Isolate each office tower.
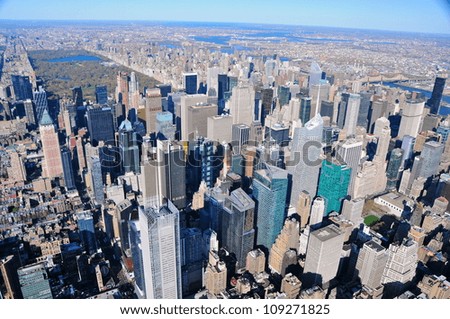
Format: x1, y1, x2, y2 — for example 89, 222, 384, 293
397, 100, 425, 139
116, 71, 129, 109
310, 83, 330, 117
281, 273, 302, 298
180, 94, 209, 140
180, 228, 203, 297
309, 197, 325, 229
217, 74, 229, 102
368, 100, 387, 133
320, 100, 334, 120
128, 72, 140, 109
401, 135, 415, 168
11, 75, 33, 101
156, 140, 186, 209
297, 191, 311, 229
382, 239, 418, 296
207, 114, 233, 142
340, 93, 361, 136
386, 148, 404, 189
253, 165, 288, 249
372, 122, 391, 193
207, 66, 221, 96
341, 197, 364, 225
129, 221, 145, 297
288, 114, 323, 206
156, 111, 176, 140
139, 201, 181, 299
39, 109, 63, 179
437, 119, 450, 142
246, 249, 266, 275
185, 103, 218, 141
33, 87, 49, 124
427, 77, 446, 114
260, 88, 274, 124
357, 92, 371, 129
419, 141, 444, 179
157, 84, 171, 98
356, 240, 388, 291
77, 211, 97, 255
23, 99, 35, 126
95, 85, 108, 104
232, 123, 250, 155
308, 62, 322, 89
0, 255, 22, 299
299, 96, 312, 124
61, 147, 75, 190
264, 122, 290, 146
278, 85, 290, 107
88, 155, 104, 204
303, 224, 345, 287
183, 72, 198, 95
269, 217, 300, 275
317, 160, 351, 214
17, 263, 52, 299
204, 238, 227, 295
198, 139, 221, 189
221, 188, 255, 268
72, 86, 83, 106
145, 88, 162, 134
119, 119, 140, 174
336, 138, 363, 196
228, 85, 255, 127
86, 105, 115, 145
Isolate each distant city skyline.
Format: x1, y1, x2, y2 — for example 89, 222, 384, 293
0, 0, 449, 35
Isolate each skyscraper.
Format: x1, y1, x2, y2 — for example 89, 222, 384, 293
86, 105, 115, 145
77, 211, 97, 255
299, 97, 312, 124
309, 197, 325, 229
386, 148, 404, 189
129, 220, 145, 297
11, 75, 33, 101
288, 114, 323, 206
356, 240, 388, 291
269, 217, 300, 275
61, 147, 76, 190
253, 165, 289, 250
419, 141, 444, 180
72, 86, 83, 107
33, 87, 49, 125
303, 224, 345, 287
317, 160, 351, 214
308, 62, 322, 89
116, 71, 129, 109
228, 85, 255, 127
296, 191, 311, 229
336, 138, 363, 197
139, 201, 182, 299
39, 109, 63, 179
17, 263, 52, 299
95, 85, 108, 105
397, 100, 425, 139
221, 188, 255, 268
145, 88, 162, 134
341, 93, 361, 137
119, 119, 140, 174
426, 77, 446, 115
232, 123, 250, 155
183, 72, 198, 95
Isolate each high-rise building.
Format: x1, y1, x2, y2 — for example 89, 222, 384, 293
278, 85, 291, 107
145, 88, 162, 134
246, 249, 266, 275
309, 197, 325, 229
129, 220, 145, 297
156, 111, 176, 140
72, 86, 83, 107
299, 97, 312, 124
340, 93, 361, 137
61, 147, 76, 190
336, 138, 363, 196
288, 114, 323, 206
0, 255, 22, 299
139, 201, 182, 299
185, 103, 218, 141
232, 123, 250, 155
17, 263, 52, 299
296, 191, 311, 229
180, 228, 203, 297
119, 119, 140, 174
95, 85, 108, 105
419, 141, 444, 180
303, 224, 345, 287
252, 165, 288, 250
221, 188, 255, 268
77, 211, 97, 255
183, 72, 198, 95
341, 197, 364, 226
281, 273, 302, 298
228, 85, 255, 127
116, 71, 130, 109
317, 160, 351, 215
401, 135, 415, 168
33, 87, 49, 125
308, 62, 322, 89
179, 94, 209, 140
386, 148, 404, 189
39, 109, 63, 179
207, 114, 233, 142
11, 75, 33, 101
426, 77, 446, 115
86, 105, 115, 145
269, 217, 300, 275
356, 240, 389, 290
397, 100, 425, 139
357, 92, 372, 130
207, 66, 221, 96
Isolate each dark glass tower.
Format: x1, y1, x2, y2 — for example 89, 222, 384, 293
11, 75, 33, 101
33, 87, 49, 124
95, 85, 108, 105
61, 147, 76, 190
119, 119, 140, 174
427, 77, 446, 114
184, 73, 198, 95
72, 86, 83, 107
386, 148, 404, 190
77, 211, 97, 255
300, 97, 312, 124
86, 105, 115, 145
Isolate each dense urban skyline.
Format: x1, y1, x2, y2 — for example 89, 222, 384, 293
0, 0, 449, 34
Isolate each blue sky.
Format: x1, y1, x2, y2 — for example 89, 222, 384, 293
0, 0, 449, 34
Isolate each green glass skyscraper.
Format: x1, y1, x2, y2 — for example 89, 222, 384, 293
253, 164, 288, 250
317, 159, 351, 215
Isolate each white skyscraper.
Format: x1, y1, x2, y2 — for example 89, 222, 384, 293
288, 114, 323, 206
227, 84, 255, 126
206, 66, 221, 97
397, 100, 425, 139
356, 240, 389, 290
341, 197, 364, 226
309, 197, 325, 229
180, 94, 208, 140
139, 201, 182, 299
336, 138, 363, 197
303, 224, 345, 287
343, 93, 361, 137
